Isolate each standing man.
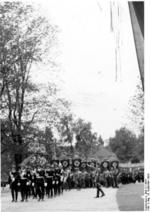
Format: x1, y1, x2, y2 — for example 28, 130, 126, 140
45, 165, 54, 198
8, 165, 20, 202
20, 167, 29, 202
35, 168, 45, 201
30, 168, 37, 198
113, 168, 119, 188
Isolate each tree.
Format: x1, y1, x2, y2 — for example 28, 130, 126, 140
41, 94, 71, 129
44, 127, 55, 160
0, 2, 57, 166
57, 114, 75, 158
128, 83, 144, 134
109, 127, 137, 162
97, 135, 104, 146
73, 118, 116, 161
131, 132, 144, 162
91, 145, 118, 162
74, 119, 97, 160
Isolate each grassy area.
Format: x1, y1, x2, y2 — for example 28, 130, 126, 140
117, 183, 144, 211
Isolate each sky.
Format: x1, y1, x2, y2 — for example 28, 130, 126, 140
30, 0, 140, 140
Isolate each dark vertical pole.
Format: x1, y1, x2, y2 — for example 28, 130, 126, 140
128, 2, 144, 91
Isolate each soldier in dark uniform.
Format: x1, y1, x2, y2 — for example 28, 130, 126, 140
104, 169, 110, 187
81, 171, 86, 188
76, 169, 82, 189
45, 166, 50, 197
61, 169, 67, 191
66, 169, 72, 190
56, 169, 61, 195
90, 171, 95, 188
113, 168, 119, 188
95, 173, 105, 198
20, 167, 30, 202
138, 169, 144, 182
109, 167, 114, 187
120, 171, 126, 184
53, 170, 57, 196
30, 168, 37, 198
45, 166, 54, 198
49, 167, 54, 197
59, 168, 64, 194
53, 168, 61, 196
35, 168, 45, 201
26, 167, 32, 198
85, 171, 89, 188
8, 165, 20, 202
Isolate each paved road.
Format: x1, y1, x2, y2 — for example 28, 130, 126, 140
116, 183, 144, 211
1, 188, 119, 212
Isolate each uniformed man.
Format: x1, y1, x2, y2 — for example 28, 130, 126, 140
8, 165, 20, 202
60, 168, 64, 194
90, 171, 96, 188
53, 168, 61, 196
78, 170, 83, 189
61, 169, 67, 191
95, 172, 105, 198
53, 170, 57, 196
109, 167, 114, 187
57, 168, 62, 195
20, 167, 30, 202
85, 171, 90, 188
45, 165, 54, 198
80, 171, 86, 188
66, 169, 72, 190
26, 167, 32, 197
30, 168, 37, 198
104, 169, 110, 187
112, 168, 119, 188
35, 167, 45, 201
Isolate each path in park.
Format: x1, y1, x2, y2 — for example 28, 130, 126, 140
1, 187, 119, 212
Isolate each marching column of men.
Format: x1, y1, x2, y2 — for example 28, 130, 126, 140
8, 166, 120, 202
8, 165, 64, 202
8, 162, 144, 202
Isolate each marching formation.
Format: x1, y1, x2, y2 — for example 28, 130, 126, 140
8, 165, 65, 202
8, 159, 144, 202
